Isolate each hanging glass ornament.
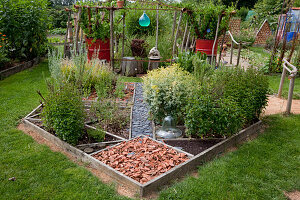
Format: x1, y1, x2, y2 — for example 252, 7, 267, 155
139, 11, 150, 27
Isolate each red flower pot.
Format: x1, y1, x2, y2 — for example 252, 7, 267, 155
85, 38, 110, 62
195, 39, 217, 56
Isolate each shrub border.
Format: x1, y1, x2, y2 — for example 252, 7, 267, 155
22, 105, 262, 197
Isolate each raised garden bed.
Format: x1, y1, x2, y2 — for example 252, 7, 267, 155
92, 136, 192, 184
24, 82, 135, 153
0, 57, 42, 80
23, 102, 262, 197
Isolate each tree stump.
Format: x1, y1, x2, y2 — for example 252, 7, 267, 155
121, 57, 137, 77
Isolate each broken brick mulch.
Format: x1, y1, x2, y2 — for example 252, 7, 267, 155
92, 137, 189, 184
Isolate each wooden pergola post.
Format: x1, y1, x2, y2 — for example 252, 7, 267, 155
110, 7, 114, 71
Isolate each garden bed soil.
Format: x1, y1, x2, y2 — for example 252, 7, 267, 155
164, 139, 223, 155
92, 136, 191, 184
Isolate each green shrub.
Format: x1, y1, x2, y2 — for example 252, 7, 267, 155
87, 128, 105, 142
41, 83, 85, 145
210, 67, 269, 123
185, 92, 244, 138
0, 0, 48, 60
143, 64, 198, 124
237, 7, 249, 21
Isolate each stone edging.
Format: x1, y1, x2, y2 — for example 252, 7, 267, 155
22, 109, 262, 197
0, 57, 41, 80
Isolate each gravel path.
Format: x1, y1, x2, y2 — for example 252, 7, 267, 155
131, 83, 153, 138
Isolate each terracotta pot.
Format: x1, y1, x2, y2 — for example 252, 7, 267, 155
117, 1, 124, 8
195, 39, 217, 56
85, 38, 110, 61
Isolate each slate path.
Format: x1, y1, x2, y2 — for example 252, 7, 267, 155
131, 83, 153, 138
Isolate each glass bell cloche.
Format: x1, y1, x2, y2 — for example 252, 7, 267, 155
156, 116, 182, 139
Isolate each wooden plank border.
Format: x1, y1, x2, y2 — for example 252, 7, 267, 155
23, 107, 262, 197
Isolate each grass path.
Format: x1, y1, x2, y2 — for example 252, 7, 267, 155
0, 61, 299, 199
0, 61, 128, 200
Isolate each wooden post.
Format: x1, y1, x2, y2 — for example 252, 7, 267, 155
236, 42, 241, 67
64, 10, 71, 58
110, 7, 114, 70
218, 31, 226, 66
181, 21, 188, 53
230, 40, 233, 64
88, 7, 92, 34
269, 0, 286, 69
171, 11, 177, 46
278, 67, 287, 98
75, 8, 82, 55
185, 26, 191, 52
155, 4, 159, 48
172, 11, 182, 58
211, 14, 222, 65
122, 13, 125, 58
286, 74, 296, 114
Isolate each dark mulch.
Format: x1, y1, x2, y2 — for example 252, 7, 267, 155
164, 139, 222, 155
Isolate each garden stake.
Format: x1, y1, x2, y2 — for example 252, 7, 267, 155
110, 7, 114, 70
155, 4, 159, 48
185, 26, 191, 52
64, 9, 72, 58
75, 8, 82, 55
171, 11, 177, 58
236, 42, 242, 67
269, 0, 286, 69
122, 13, 125, 58
211, 14, 222, 65
172, 11, 182, 58
217, 30, 226, 66
181, 21, 188, 53
277, 14, 291, 70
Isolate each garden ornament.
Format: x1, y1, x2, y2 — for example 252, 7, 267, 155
139, 11, 150, 27
156, 116, 182, 139
148, 47, 161, 60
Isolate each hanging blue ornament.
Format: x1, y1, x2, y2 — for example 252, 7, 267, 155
139, 11, 150, 27
207, 29, 211, 33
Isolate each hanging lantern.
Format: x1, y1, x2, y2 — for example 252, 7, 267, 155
139, 11, 150, 27
156, 116, 182, 139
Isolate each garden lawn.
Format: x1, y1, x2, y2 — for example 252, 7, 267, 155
0, 61, 128, 200
159, 114, 300, 200
268, 74, 300, 99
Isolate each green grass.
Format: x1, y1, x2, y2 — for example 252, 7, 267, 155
159, 114, 300, 200
267, 74, 300, 99
0, 61, 128, 200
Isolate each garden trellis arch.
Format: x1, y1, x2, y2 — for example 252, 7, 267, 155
64, 1, 229, 70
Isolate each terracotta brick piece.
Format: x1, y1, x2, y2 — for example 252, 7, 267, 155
92, 137, 189, 184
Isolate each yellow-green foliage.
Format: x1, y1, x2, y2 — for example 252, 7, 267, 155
143, 64, 198, 124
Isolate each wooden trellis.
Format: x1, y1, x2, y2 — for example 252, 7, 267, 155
64, 1, 233, 70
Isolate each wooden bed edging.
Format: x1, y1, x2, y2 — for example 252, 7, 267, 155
0, 57, 41, 80
23, 113, 262, 197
